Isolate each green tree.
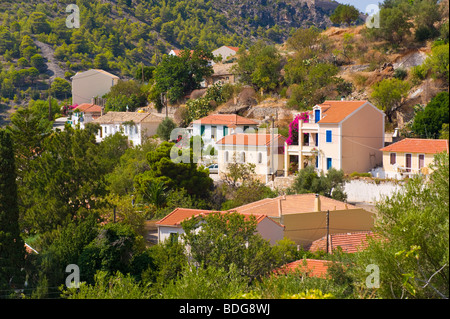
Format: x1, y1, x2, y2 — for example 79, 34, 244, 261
289, 166, 347, 201
6, 107, 52, 180
134, 141, 213, 200
50, 77, 72, 99
62, 271, 152, 299
370, 78, 410, 123
77, 222, 143, 284
36, 213, 100, 292
355, 153, 449, 299
93, 54, 109, 70
412, 92, 449, 138
181, 211, 280, 281
233, 41, 282, 92
153, 47, 215, 103
0, 130, 26, 291
28, 12, 51, 34
375, 7, 413, 44
30, 54, 46, 72
330, 4, 360, 26
21, 127, 109, 235
422, 43, 449, 85
157, 117, 177, 141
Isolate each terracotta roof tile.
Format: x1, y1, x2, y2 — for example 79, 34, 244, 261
193, 114, 258, 125
309, 231, 376, 254
93, 111, 162, 124
156, 208, 282, 227
275, 259, 332, 278
380, 138, 449, 154
233, 194, 358, 217
317, 100, 369, 124
74, 103, 102, 113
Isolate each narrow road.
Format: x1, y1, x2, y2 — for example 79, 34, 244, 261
33, 40, 66, 83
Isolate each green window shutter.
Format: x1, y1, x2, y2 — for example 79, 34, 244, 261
223, 126, 228, 136
200, 125, 205, 136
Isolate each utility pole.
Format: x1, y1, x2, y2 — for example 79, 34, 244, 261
48, 94, 52, 121
326, 210, 330, 254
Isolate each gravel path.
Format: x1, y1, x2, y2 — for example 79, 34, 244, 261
34, 40, 66, 83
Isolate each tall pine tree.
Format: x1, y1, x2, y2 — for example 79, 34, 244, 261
0, 129, 25, 291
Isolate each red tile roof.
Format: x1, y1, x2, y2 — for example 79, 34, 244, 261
316, 100, 370, 124
216, 133, 287, 147
308, 231, 376, 254
156, 208, 282, 227
193, 114, 258, 126
74, 103, 102, 113
380, 138, 449, 154
226, 46, 240, 52
233, 194, 358, 217
275, 259, 332, 278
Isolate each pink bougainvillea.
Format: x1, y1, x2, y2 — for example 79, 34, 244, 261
286, 112, 309, 145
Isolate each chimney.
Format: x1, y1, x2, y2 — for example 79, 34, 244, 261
314, 194, 321, 212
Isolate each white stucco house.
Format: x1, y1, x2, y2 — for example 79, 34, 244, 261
191, 113, 259, 149
92, 111, 163, 146
156, 208, 284, 246
211, 46, 239, 64
69, 103, 103, 129
71, 69, 119, 106
216, 132, 287, 183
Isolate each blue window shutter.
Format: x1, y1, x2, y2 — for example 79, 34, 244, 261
326, 130, 332, 143
315, 133, 319, 146
327, 158, 332, 170
315, 109, 320, 123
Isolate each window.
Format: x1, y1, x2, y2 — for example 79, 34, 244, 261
326, 130, 332, 143
135, 125, 138, 134
240, 151, 246, 163
405, 154, 412, 173
326, 157, 332, 170
315, 154, 319, 168
169, 232, 178, 244
200, 125, 205, 136
211, 126, 217, 140
223, 126, 228, 136
258, 152, 263, 164
104, 126, 108, 134
224, 151, 229, 163
243, 125, 249, 132
390, 153, 396, 165
418, 154, 425, 169
315, 109, 321, 123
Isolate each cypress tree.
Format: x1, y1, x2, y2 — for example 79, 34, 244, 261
0, 129, 25, 292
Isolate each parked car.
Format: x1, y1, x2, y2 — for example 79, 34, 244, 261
207, 163, 218, 174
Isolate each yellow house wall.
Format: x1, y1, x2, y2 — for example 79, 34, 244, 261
72, 71, 118, 105
341, 103, 384, 174
382, 151, 436, 177
278, 209, 375, 248
317, 124, 341, 172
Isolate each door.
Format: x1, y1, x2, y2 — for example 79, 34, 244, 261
418, 154, 425, 169
405, 154, 412, 172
